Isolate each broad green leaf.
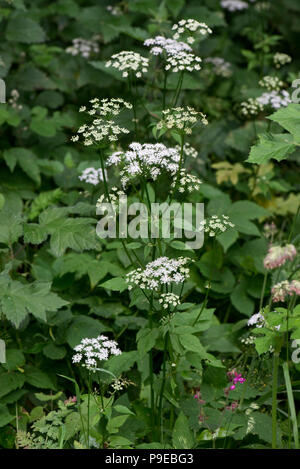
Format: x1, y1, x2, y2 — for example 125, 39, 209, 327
172, 412, 194, 449
247, 133, 295, 164
269, 103, 300, 142
6, 14, 45, 43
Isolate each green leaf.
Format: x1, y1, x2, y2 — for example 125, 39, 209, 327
0, 404, 14, 428
66, 315, 107, 348
2, 349, 25, 371
247, 133, 295, 165
230, 279, 255, 316
48, 217, 98, 257
100, 277, 127, 292
269, 103, 300, 142
24, 365, 56, 390
6, 14, 45, 43
0, 372, 25, 398
43, 343, 66, 360
0, 277, 68, 327
228, 201, 270, 219
3, 148, 40, 184
172, 412, 194, 449
137, 328, 159, 354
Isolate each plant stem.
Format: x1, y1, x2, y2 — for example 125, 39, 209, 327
259, 271, 268, 311
87, 371, 91, 449
158, 333, 168, 441
272, 351, 280, 449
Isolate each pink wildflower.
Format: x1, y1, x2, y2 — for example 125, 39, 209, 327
225, 369, 246, 394
271, 280, 293, 302
272, 279, 300, 302
263, 244, 297, 270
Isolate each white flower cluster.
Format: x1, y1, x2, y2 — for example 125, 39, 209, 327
273, 52, 292, 69
159, 293, 181, 309
204, 57, 232, 77
165, 51, 202, 73
171, 169, 202, 193
172, 19, 212, 44
106, 5, 121, 16
8, 89, 22, 110
105, 51, 149, 78
257, 90, 291, 110
66, 37, 99, 59
247, 312, 265, 328
126, 256, 191, 290
157, 107, 208, 135
144, 36, 192, 56
72, 336, 121, 371
259, 76, 284, 92
198, 215, 235, 237
96, 186, 126, 213
240, 335, 255, 345
71, 98, 132, 145
175, 142, 198, 159
79, 167, 107, 185
79, 97, 132, 118
107, 142, 181, 187
221, 0, 249, 11
240, 97, 264, 116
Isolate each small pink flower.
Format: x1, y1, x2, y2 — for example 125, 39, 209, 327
272, 280, 293, 303
290, 280, 300, 296
225, 369, 246, 395
264, 244, 297, 270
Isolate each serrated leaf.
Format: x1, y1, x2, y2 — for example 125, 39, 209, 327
0, 278, 68, 327
247, 133, 295, 164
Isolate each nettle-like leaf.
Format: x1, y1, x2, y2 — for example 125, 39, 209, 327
24, 207, 99, 256
269, 103, 300, 142
6, 14, 46, 44
3, 147, 41, 185
0, 274, 68, 327
53, 252, 113, 288
247, 104, 300, 164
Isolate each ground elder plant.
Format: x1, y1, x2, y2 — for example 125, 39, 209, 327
0, 0, 300, 452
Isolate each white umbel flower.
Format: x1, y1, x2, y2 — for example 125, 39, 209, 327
172, 19, 212, 43
198, 215, 235, 237
273, 52, 292, 69
71, 98, 132, 146
159, 293, 181, 309
126, 256, 192, 291
72, 336, 122, 372
107, 142, 181, 187
106, 51, 149, 78
257, 90, 291, 110
171, 169, 202, 193
204, 57, 232, 77
66, 37, 100, 59
259, 76, 284, 92
79, 167, 107, 185
247, 312, 265, 328
144, 36, 192, 56
165, 51, 202, 73
221, 0, 249, 11
157, 106, 208, 135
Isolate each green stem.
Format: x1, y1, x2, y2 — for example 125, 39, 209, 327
158, 333, 168, 441
172, 71, 184, 107
272, 351, 280, 449
87, 371, 91, 449
192, 285, 210, 327
259, 271, 268, 311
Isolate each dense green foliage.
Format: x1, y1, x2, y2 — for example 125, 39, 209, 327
0, 0, 300, 450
